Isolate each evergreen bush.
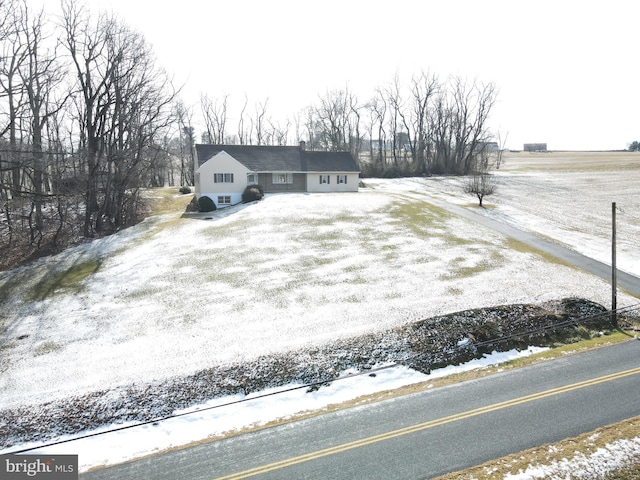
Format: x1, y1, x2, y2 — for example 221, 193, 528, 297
197, 195, 216, 212
242, 185, 264, 203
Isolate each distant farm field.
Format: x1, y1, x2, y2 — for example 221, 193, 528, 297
0, 151, 638, 411
489, 150, 640, 274
500, 150, 640, 172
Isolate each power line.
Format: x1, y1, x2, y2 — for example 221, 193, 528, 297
5, 303, 640, 455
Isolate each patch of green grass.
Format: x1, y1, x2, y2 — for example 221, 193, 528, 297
206, 271, 247, 289
124, 286, 160, 300
295, 293, 310, 305
451, 262, 492, 278
504, 237, 578, 268
414, 255, 434, 264
141, 187, 194, 216
202, 218, 255, 239
344, 264, 364, 273
34, 341, 62, 356
331, 212, 361, 224
260, 279, 311, 308
28, 260, 101, 301
300, 255, 333, 269
380, 243, 399, 262
440, 253, 501, 280
359, 226, 376, 236
311, 231, 342, 244
344, 294, 362, 303
345, 275, 367, 285
387, 198, 450, 239
441, 232, 476, 246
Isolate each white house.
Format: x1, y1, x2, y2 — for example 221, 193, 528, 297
195, 142, 360, 208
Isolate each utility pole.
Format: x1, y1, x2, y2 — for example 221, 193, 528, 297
612, 202, 617, 327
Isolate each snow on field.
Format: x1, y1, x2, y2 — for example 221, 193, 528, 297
401, 152, 640, 276
1, 154, 639, 472
1, 181, 634, 410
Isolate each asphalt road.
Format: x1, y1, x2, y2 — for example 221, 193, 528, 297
81, 340, 640, 480
425, 197, 640, 298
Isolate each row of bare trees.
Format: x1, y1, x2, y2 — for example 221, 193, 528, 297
305, 73, 498, 176
197, 72, 498, 177
200, 94, 291, 148
0, 0, 187, 264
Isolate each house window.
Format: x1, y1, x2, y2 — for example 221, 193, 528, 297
214, 173, 234, 183
273, 173, 293, 184
337, 175, 347, 184
247, 173, 257, 185
217, 195, 231, 205
319, 175, 330, 184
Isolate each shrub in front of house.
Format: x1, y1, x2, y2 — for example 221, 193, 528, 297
197, 195, 216, 212
242, 185, 264, 203
179, 186, 191, 194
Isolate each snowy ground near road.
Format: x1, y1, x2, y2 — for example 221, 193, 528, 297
3, 347, 549, 472
504, 437, 640, 479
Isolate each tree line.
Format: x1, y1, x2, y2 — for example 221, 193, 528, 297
201, 73, 499, 178
0, 0, 499, 268
0, 0, 194, 266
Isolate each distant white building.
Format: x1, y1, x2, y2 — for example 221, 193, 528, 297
524, 143, 547, 152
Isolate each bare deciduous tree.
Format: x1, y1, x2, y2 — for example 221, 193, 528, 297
368, 90, 387, 172
20, 1, 67, 235
237, 94, 249, 145
0, 0, 177, 267
0, 0, 28, 199
464, 170, 497, 207
201, 93, 228, 144
253, 98, 269, 146
406, 71, 438, 174
62, 0, 176, 236
312, 87, 357, 152
175, 101, 194, 186
495, 130, 508, 169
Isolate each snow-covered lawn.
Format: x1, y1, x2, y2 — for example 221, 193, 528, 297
1, 151, 639, 472
2, 181, 633, 408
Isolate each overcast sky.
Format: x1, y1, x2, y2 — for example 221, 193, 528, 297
45, 0, 640, 150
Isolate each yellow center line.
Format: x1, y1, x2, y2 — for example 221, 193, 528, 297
213, 366, 640, 480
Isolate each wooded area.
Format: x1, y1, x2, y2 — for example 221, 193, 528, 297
0, 0, 499, 269
0, 0, 193, 267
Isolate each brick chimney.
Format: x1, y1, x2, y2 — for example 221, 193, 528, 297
299, 140, 306, 151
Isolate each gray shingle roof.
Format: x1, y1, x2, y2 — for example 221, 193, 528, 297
302, 151, 358, 172
195, 144, 359, 173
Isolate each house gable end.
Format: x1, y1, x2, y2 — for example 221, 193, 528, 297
195, 150, 250, 175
